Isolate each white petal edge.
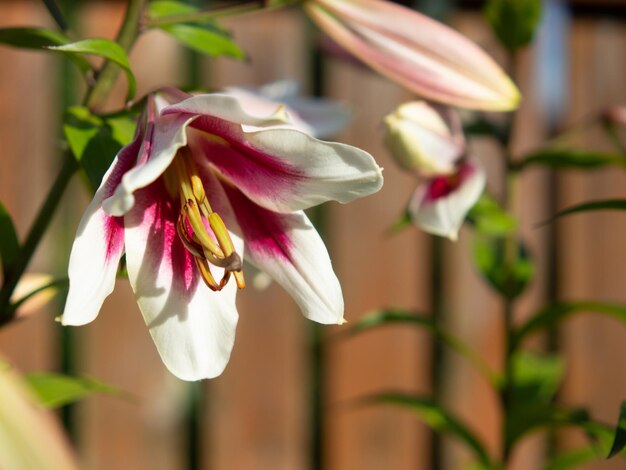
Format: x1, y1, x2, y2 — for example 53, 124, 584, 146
242, 209, 345, 325
409, 159, 486, 240
62, 164, 126, 326
102, 113, 194, 216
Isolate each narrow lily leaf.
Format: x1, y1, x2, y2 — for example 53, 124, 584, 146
386, 210, 412, 234
544, 447, 605, 470
506, 352, 565, 450
63, 106, 137, 189
513, 301, 626, 348
510, 352, 564, 403
608, 401, 626, 458
26, 373, 130, 408
368, 393, 493, 467
507, 405, 590, 451
472, 235, 534, 300
520, 148, 626, 169
49, 39, 136, 101
468, 193, 518, 237
0, 27, 69, 49
484, 0, 542, 51
0, 201, 19, 276
0, 27, 90, 74
347, 310, 498, 385
148, 1, 245, 59
539, 199, 626, 227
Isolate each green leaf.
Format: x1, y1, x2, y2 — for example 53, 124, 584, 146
386, 210, 412, 235
506, 352, 565, 450
520, 148, 626, 170
347, 310, 498, 385
510, 352, 564, 403
0, 27, 91, 74
472, 234, 534, 299
539, 199, 626, 227
468, 193, 518, 237
544, 446, 605, 470
25, 373, 131, 408
484, 0, 542, 50
608, 401, 626, 458
49, 38, 136, 101
370, 393, 494, 468
513, 301, 626, 348
63, 106, 137, 190
0, 201, 19, 276
149, 1, 245, 59
507, 405, 590, 451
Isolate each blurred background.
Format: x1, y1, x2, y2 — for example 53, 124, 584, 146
1, 0, 626, 468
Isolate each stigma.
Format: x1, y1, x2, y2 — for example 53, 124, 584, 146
164, 147, 245, 291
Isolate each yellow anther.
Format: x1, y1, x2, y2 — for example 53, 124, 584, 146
184, 199, 224, 258
208, 213, 235, 255
234, 271, 246, 289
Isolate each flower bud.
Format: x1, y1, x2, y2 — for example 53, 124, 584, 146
384, 101, 465, 177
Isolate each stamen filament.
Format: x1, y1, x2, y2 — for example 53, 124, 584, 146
184, 199, 224, 258
194, 257, 221, 291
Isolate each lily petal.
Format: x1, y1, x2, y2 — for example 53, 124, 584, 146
225, 81, 351, 138
102, 96, 194, 216
409, 159, 486, 240
305, 0, 520, 111
61, 139, 139, 326
223, 184, 344, 325
187, 124, 383, 213
124, 180, 242, 381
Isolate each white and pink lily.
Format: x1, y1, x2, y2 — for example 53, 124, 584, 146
305, 0, 520, 111
384, 101, 485, 240
61, 89, 383, 381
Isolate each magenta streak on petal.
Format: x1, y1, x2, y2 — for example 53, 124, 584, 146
424, 162, 474, 203
223, 183, 294, 262
101, 135, 142, 262
189, 115, 306, 199
131, 180, 199, 297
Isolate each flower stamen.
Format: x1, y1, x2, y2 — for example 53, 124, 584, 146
166, 147, 245, 291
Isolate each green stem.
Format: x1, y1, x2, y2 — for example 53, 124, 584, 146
0, 0, 148, 324
0, 156, 77, 324
84, 0, 148, 111
500, 52, 520, 467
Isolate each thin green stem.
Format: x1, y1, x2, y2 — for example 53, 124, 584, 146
0, 156, 77, 324
84, 0, 148, 111
500, 52, 521, 468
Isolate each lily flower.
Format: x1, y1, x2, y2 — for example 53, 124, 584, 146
305, 0, 520, 111
384, 100, 485, 240
61, 89, 383, 381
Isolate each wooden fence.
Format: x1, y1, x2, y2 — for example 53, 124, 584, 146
1, 1, 626, 469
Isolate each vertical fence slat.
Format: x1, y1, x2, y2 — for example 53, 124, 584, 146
0, 1, 58, 373
324, 60, 430, 470
207, 10, 310, 470
558, 18, 626, 469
